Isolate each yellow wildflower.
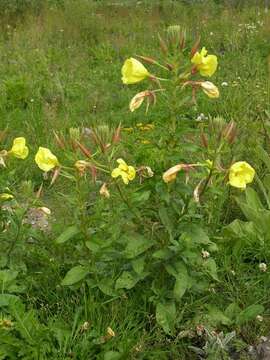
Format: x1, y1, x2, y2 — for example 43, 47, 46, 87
0, 193, 14, 201
111, 158, 136, 184
200, 81, 219, 98
122, 58, 150, 84
163, 164, 183, 183
35, 147, 59, 172
141, 140, 151, 144
9, 137, 29, 159
122, 127, 134, 132
229, 161, 255, 189
191, 47, 218, 77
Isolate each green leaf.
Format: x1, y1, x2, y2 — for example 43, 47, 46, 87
237, 304, 264, 325
115, 271, 139, 290
225, 303, 241, 322
61, 266, 89, 286
245, 188, 263, 210
0, 270, 18, 284
159, 206, 173, 239
256, 146, 270, 172
131, 190, 151, 204
207, 306, 232, 326
104, 351, 122, 360
152, 249, 172, 260
98, 278, 118, 297
55, 225, 80, 244
165, 262, 188, 300
156, 301, 176, 334
203, 258, 219, 281
132, 257, 145, 275
0, 294, 20, 307
123, 234, 153, 259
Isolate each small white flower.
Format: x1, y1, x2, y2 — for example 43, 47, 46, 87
201, 250, 210, 259
259, 263, 267, 272
221, 82, 228, 87
256, 315, 263, 322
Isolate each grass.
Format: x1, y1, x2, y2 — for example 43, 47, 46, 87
0, 0, 270, 359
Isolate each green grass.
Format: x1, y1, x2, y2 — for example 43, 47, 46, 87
0, 1, 270, 359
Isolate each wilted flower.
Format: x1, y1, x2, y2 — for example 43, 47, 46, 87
35, 147, 59, 172
129, 90, 156, 112
107, 327, 115, 338
100, 183, 110, 198
229, 161, 255, 189
200, 81, 219, 98
80, 321, 90, 332
191, 47, 218, 77
9, 137, 29, 159
201, 250, 210, 259
111, 158, 136, 184
122, 58, 150, 84
74, 160, 89, 176
163, 164, 183, 183
0, 319, 13, 329
259, 263, 267, 272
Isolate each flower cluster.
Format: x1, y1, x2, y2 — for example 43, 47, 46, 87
121, 31, 220, 115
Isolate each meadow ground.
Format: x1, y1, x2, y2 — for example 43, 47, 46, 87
0, 0, 270, 359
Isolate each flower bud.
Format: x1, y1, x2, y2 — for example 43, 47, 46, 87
200, 132, 208, 148
158, 33, 168, 55
222, 121, 237, 144
75, 160, 89, 176
136, 55, 156, 65
76, 141, 92, 158
200, 81, 219, 98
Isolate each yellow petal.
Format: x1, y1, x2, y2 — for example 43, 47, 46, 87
111, 168, 122, 178
0, 193, 14, 201
229, 161, 255, 189
35, 147, 59, 172
121, 58, 150, 84
127, 166, 136, 180
10, 137, 29, 159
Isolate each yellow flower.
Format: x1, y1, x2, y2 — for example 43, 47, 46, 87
35, 147, 59, 172
111, 158, 136, 184
0, 193, 14, 201
191, 47, 218, 77
229, 161, 255, 189
9, 137, 29, 159
163, 164, 183, 183
122, 58, 150, 84
200, 81, 219, 98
